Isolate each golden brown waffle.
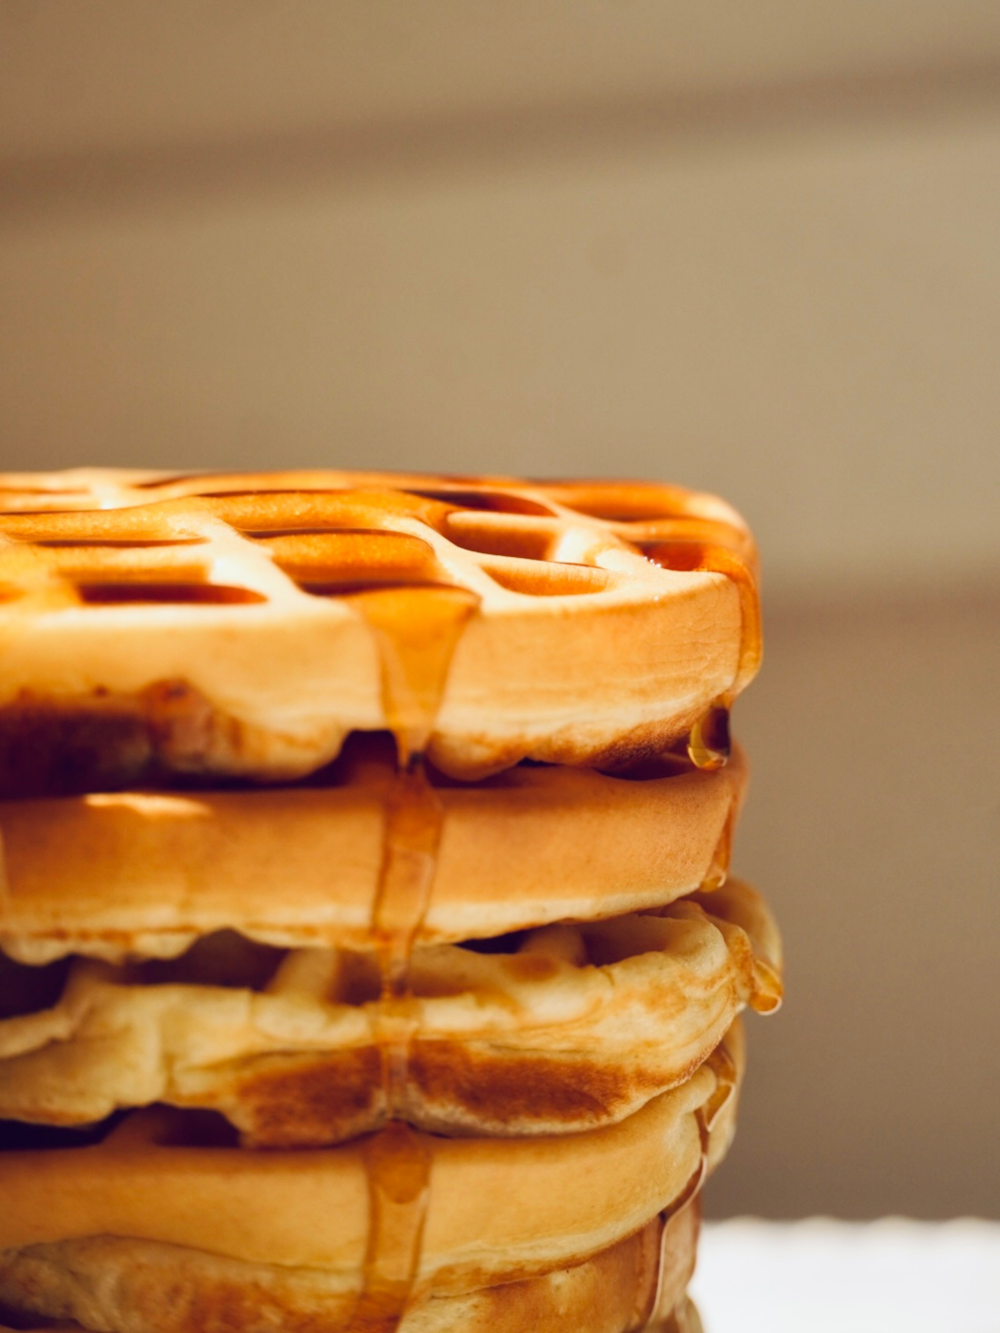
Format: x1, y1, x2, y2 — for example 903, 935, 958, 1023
0, 469, 759, 785
0, 1027, 740, 1333
0, 737, 748, 964
0, 883, 778, 1143
0, 1202, 699, 1333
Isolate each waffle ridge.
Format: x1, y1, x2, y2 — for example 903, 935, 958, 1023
0, 882, 778, 1144
0, 469, 760, 784
0, 1028, 741, 1274
0, 470, 771, 1333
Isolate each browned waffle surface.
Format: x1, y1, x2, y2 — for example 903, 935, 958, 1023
0, 470, 760, 785
0, 1029, 740, 1298
0, 882, 777, 1143
0, 737, 748, 963
0, 1201, 700, 1333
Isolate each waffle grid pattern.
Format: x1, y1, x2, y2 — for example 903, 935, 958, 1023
0, 882, 778, 1144
0, 468, 756, 663
0, 471, 774, 1333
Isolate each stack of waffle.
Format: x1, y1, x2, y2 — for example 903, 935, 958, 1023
0, 470, 781, 1333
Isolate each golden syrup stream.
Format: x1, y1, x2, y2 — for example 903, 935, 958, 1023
637, 530, 761, 772
700, 803, 736, 893
347, 583, 479, 1333
686, 703, 732, 773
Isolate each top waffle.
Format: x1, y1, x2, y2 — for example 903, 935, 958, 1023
0, 469, 759, 784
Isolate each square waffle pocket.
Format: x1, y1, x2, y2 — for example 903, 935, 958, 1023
0, 469, 778, 1333
0, 470, 759, 786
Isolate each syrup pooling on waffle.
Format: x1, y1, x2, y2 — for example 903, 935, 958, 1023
0, 470, 759, 787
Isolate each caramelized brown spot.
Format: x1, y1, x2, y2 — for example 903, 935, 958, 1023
481, 560, 611, 596
410, 1044, 657, 1125
443, 513, 559, 560
75, 582, 265, 605
0, 508, 197, 543
234, 1049, 383, 1148
31, 538, 206, 549
206, 488, 453, 536
504, 953, 562, 983
411, 488, 555, 516
259, 530, 442, 589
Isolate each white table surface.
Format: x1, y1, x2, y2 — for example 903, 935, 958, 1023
691, 1219, 1000, 1333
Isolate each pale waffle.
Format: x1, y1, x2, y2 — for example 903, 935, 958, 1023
0, 1204, 701, 1333
0, 882, 778, 1142
0, 469, 759, 786
0, 736, 747, 965
0, 1025, 740, 1333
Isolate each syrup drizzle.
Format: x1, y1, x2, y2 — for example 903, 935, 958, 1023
687, 703, 731, 773
349, 584, 479, 768
347, 580, 479, 1333
700, 803, 736, 892
636, 528, 761, 772
352, 1122, 434, 1333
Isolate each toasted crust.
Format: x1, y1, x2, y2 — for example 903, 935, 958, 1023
0, 885, 774, 1143
0, 739, 748, 963
0, 1198, 699, 1333
0, 1025, 741, 1288
0, 470, 759, 785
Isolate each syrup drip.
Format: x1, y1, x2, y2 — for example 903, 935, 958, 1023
700, 804, 736, 892
346, 581, 479, 1333
638, 533, 761, 773
349, 585, 479, 766
686, 703, 731, 773
352, 1122, 434, 1333
749, 956, 784, 1015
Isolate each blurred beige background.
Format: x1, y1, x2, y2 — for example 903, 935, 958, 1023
2, 3, 998, 1218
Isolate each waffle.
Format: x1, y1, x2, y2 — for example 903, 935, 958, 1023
0, 882, 778, 1143
0, 469, 759, 785
0, 1025, 741, 1330
0, 1202, 699, 1333
0, 736, 747, 964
